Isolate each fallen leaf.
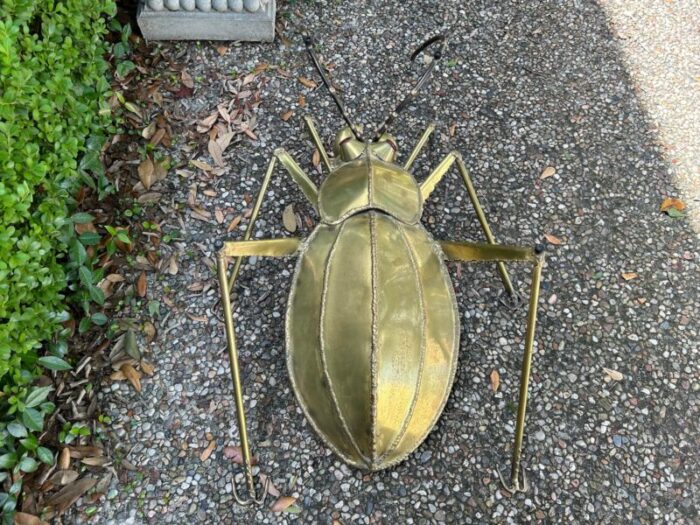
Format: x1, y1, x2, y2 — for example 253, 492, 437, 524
602, 367, 623, 381
140, 360, 155, 376
621, 272, 638, 281
138, 158, 155, 190
490, 369, 500, 392
68, 446, 104, 459
120, 363, 142, 393
181, 70, 194, 89
190, 159, 213, 172
141, 121, 157, 140
45, 476, 97, 513
449, 122, 457, 137
298, 76, 317, 89
81, 456, 110, 467
544, 234, 562, 245
136, 271, 147, 298
260, 474, 281, 498
13, 512, 47, 525
197, 113, 219, 134
215, 45, 228, 57
59, 447, 71, 470
271, 495, 297, 513
540, 166, 556, 179
298, 95, 306, 107
222, 445, 257, 465
281, 110, 294, 121
167, 254, 179, 275
200, 440, 216, 462
124, 328, 141, 361
660, 197, 685, 212
282, 204, 297, 233
227, 214, 242, 233
208, 139, 225, 167
49, 470, 79, 486
215, 208, 224, 224
143, 321, 157, 344
312, 149, 321, 169
217, 131, 235, 153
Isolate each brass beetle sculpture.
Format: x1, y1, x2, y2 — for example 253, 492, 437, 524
216, 36, 545, 505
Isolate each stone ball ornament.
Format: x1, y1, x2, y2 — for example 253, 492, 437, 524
146, 0, 266, 11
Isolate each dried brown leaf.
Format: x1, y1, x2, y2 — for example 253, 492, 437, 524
81, 456, 110, 467
227, 214, 242, 232
449, 122, 457, 137
58, 447, 71, 470
197, 113, 219, 134
136, 271, 147, 298
312, 149, 321, 168
215, 208, 224, 224
200, 440, 216, 462
208, 140, 225, 167
190, 159, 213, 172
143, 321, 156, 344
120, 363, 142, 393
282, 204, 297, 233
140, 359, 155, 376
660, 197, 685, 212
621, 272, 638, 281
215, 45, 228, 57
602, 367, 623, 381
271, 495, 297, 513
223, 445, 257, 465
298, 76, 317, 89
138, 158, 155, 190
13, 512, 48, 525
281, 110, 293, 121
217, 132, 235, 154
242, 128, 258, 141
141, 121, 157, 140
540, 166, 556, 180
490, 369, 500, 392
544, 234, 562, 245
167, 254, 179, 275
181, 70, 194, 89
45, 476, 97, 512
48, 469, 80, 487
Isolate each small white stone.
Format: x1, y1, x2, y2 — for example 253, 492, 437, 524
147, 0, 165, 10
180, 0, 196, 10
196, 0, 212, 11
243, 0, 260, 12
165, 0, 180, 9
212, 0, 228, 11
228, 0, 243, 11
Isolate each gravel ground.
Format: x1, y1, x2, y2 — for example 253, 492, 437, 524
75, 0, 699, 523
602, 0, 700, 231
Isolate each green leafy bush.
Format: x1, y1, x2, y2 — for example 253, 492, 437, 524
0, 0, 115, 518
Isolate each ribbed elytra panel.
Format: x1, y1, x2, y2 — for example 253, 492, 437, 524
287, 212, 459, 470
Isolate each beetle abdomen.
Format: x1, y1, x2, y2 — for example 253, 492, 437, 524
286, 211, 459, 470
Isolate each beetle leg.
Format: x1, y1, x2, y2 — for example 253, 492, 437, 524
303, 116, 332, 172
439, 241, 545, 493
228, 152, 317, 291
217, 253, 271, 506
422, 151, 515, 297
403, 123, 436, 171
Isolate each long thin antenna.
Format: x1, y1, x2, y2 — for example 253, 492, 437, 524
303, 35, 364, 141
372, 34, 446, 141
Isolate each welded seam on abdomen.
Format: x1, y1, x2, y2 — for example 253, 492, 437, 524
378, 220, 427, 463
369, 212, 379, 465
318, 220, 368, 463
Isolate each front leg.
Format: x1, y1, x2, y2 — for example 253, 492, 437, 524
423, 152, 516, 297
441, 240, 545, 492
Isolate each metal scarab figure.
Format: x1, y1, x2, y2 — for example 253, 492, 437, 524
216, 35, 546, 505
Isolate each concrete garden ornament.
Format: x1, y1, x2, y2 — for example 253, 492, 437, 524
216, 35, 546, 505
137, 0, 275, 41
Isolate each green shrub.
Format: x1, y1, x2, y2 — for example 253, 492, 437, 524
0, 0, 115, 518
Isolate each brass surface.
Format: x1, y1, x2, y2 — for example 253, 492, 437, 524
223, 238, 300, 257
286, 212, 458, 470
217, 254, 269, 505
217, 123, 546, 490
303, 116, 332, 172
318, 156, 422, 225
404, 123, 435, 171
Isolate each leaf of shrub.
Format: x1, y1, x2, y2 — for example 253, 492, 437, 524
38, 356, 72, 371
7, 422, 27, 438
79, 231, 101, 246
0, 453, 18, 469
22, 408, 44, 432
19, 456, 39, 473
25, 386, 52, 408
37, 446, 54, 465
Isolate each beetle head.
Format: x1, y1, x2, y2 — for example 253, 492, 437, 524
333, 127, 398, 163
